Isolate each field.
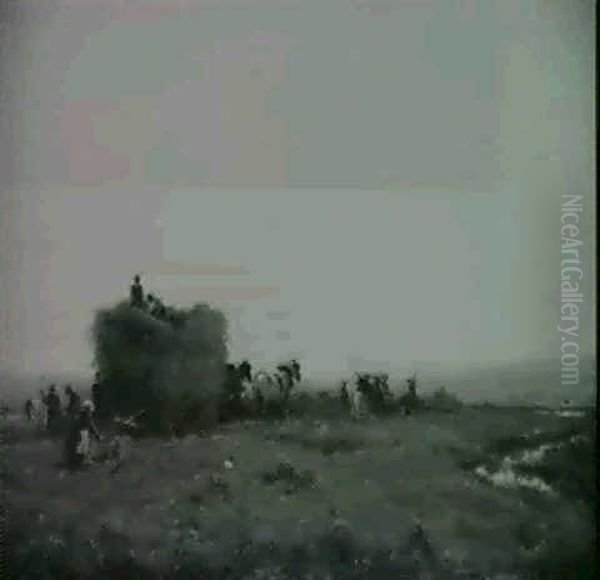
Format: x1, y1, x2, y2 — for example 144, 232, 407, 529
2, 402, 596, 579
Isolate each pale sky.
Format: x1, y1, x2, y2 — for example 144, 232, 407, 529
0, 0, 595, 378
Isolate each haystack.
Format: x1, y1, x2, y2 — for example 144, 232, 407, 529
90, 300, 228, 433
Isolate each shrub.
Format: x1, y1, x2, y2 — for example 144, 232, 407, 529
425, 387, 463, 413
261, 460, 317, 493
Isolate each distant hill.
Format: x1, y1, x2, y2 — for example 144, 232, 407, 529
308, 356, 596, 408
404, 356, 596, 407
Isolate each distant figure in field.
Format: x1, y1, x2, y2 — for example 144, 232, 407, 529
44, 385, 62, 433
24, 399, 33, 421
238, 360, 253, 384
91, 373, 109, 422
33, 388, 49, 424
130, 275, 145, 309
342, 375, 367, 419
407, 375, 417, 398
340, 381, 350, 408
399, 372, 419, 415
220, 363, 245, 420
64, 400, 102, 469
380, 374, 392, 400
290, 359, 301, 383
28, 397, 47, 428
64, 385, 81, 419
276, 364, 296, 404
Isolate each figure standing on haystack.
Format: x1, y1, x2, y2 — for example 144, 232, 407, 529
130, 274, 145, 310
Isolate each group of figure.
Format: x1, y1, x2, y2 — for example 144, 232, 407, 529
24, 384, 102, 468
130, 275, 181, 326
169, 359, 302, 434
221, 358, 302, 418
25, 385, 78, 432
340, 372, 418, 418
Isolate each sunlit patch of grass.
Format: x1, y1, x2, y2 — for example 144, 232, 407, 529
516, 436, 595, 505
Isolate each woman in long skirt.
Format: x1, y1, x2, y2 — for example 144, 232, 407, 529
64, 401, 102, 468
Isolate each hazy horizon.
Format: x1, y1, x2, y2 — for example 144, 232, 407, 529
1, 0, 595, 380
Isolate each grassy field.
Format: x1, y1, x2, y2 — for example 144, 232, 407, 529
2, 404, 596, 579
